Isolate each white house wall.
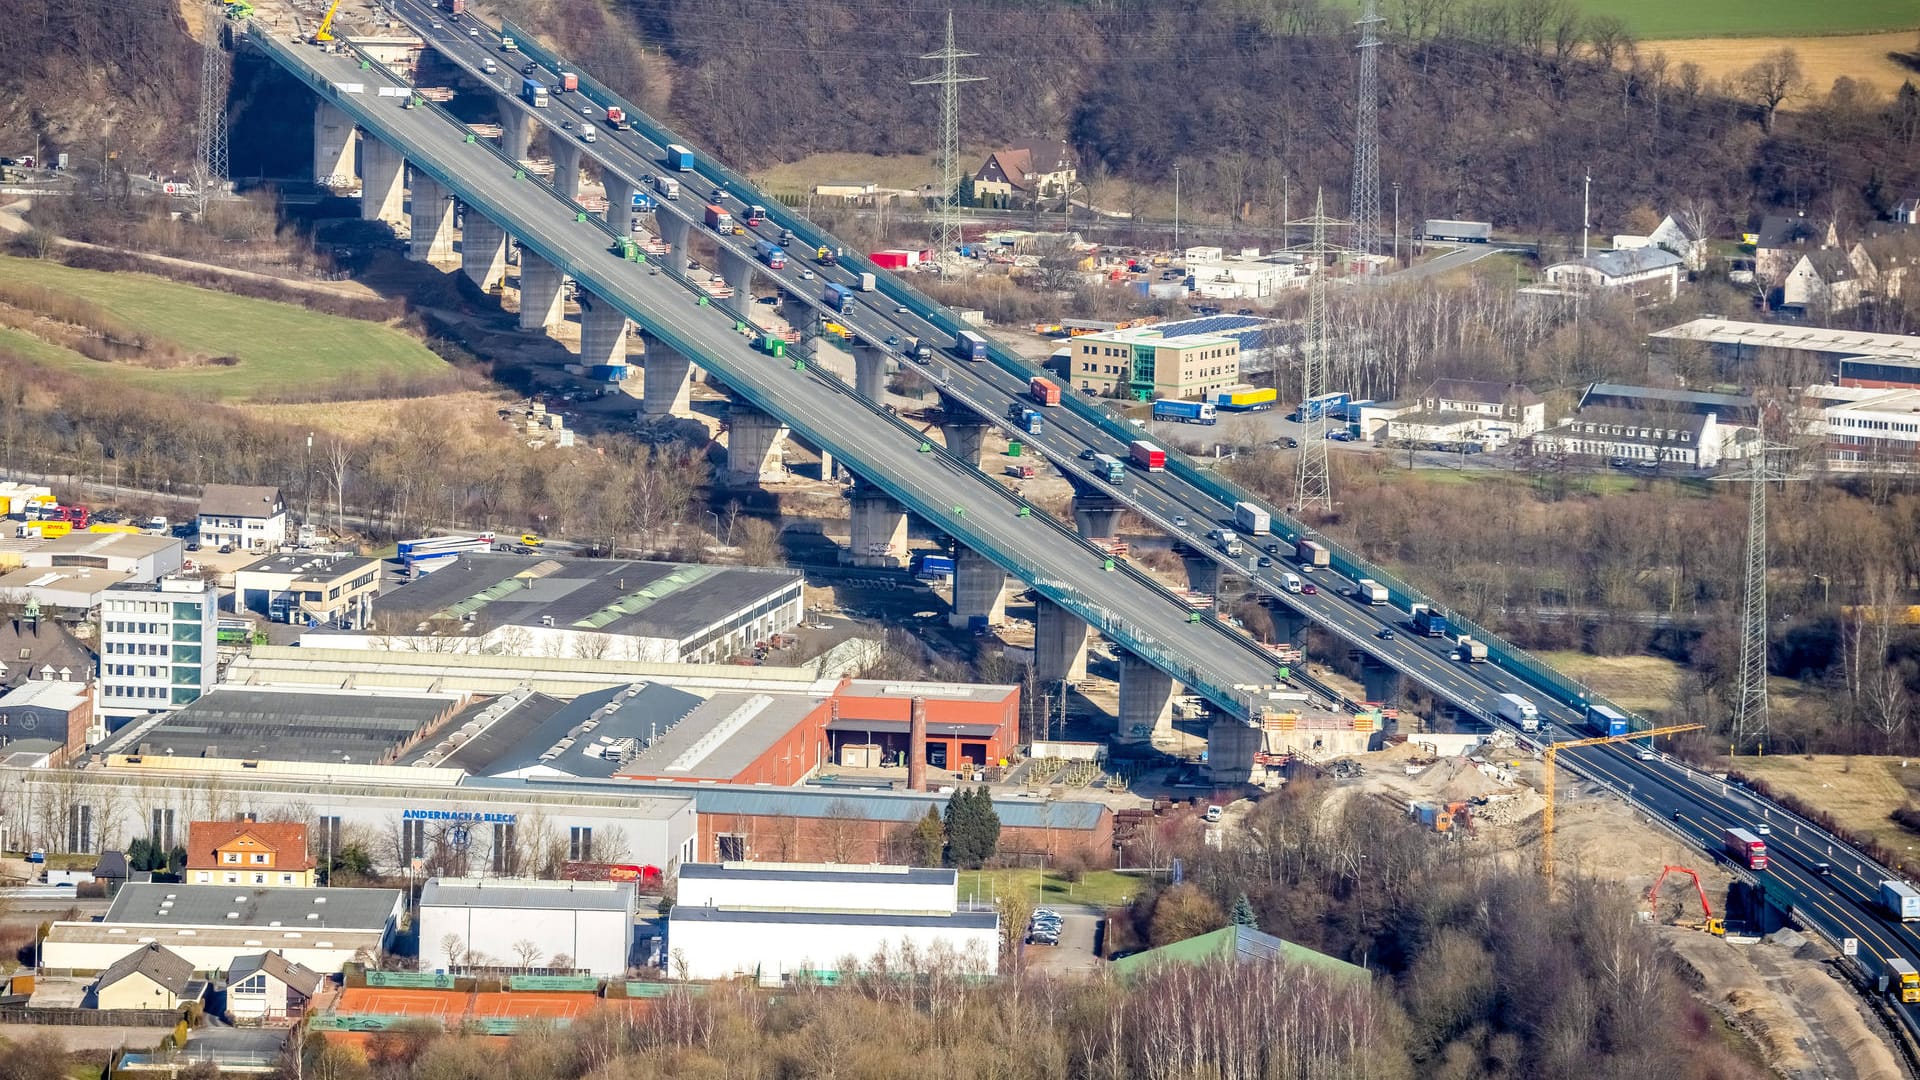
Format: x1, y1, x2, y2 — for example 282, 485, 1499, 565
418, 904, 632, 975
665, 918, 999, 981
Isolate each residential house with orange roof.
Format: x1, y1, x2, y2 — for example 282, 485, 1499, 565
187, 820, 317, 888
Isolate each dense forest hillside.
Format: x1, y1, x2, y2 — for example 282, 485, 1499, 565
0, 0, 199, 166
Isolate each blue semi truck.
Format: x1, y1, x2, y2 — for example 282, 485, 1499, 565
1152, 400, 1218, 425
823, 282, 855, 313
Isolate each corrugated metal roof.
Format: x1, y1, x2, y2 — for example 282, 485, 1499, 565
420, 878, 633, 912
680, 863, 957, 887
462, 776, 1110, 829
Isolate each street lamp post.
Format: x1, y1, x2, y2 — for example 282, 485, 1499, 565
1392, 183, 1401, 264
705, 509, 723, 544
1172, 163, 1182, 252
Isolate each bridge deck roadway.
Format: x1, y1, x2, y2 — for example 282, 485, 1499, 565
257, 29, 1287, 726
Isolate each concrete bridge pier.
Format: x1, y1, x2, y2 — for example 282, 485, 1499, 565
717, 249, 755, 299
1117, 652, 1175, 744
360, 139, 406, 226
949, 548, 1008, 630
1035, 598, 1090, 683
1072, 494, 1125, 542
1361, 658, 1403, 705
779, 293, 815, 343
638, 332, 692, 418
500, 108, 533, 162
1270, 604, 1308, 646
518, 250, 566, 331
603, 173, 636, 229
407, 176, 456, 262
846, 485, 908, 568
313, 101, 357, 187
1179, 548, 1221, 597
937, 410, 990, 469
460, 215, 508, 293
1206, 721, 1262, 786
852, 342, 889, 402
550, 140, 582, 202
726, 405, 790, 486
658, 214, 690, 261
579, 296, 631, 382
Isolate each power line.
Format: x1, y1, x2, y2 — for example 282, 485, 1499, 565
910, 9, 983, 267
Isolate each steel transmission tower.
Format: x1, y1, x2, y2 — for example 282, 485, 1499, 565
1291, 189, 1346, 513
1719, 445, 1798, 752
193, 4, 230, 216
912, 11, 983, 269
1348, 0, 1384, 256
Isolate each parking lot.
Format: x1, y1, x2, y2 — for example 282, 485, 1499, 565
1022, 906, 1104, 974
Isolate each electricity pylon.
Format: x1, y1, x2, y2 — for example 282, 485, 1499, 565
1289, 190, 1349, 514
193, 2, 230, 217
1349, 0, 1384, 256
911, 10, 983, 270
1716, 444, 1800, 753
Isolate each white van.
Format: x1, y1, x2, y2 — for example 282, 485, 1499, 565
1281, 572, 1302, 593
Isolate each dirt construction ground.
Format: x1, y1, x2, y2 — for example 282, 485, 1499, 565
1333, 742, 1904, 1078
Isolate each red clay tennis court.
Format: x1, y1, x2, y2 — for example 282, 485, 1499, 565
469, 991, 598, 1021
336, 986, 467, 1019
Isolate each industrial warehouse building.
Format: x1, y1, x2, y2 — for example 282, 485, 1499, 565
41, 884, 404, 975
100, 685, 468, 767
311, 554, 805, 664
21, 531, 183, 583
2, 764, 699, 874
232, 551, 381, 628
418, 878, 638, 976
666, 863, 999, 983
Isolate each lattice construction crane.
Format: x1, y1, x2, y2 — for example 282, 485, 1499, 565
1541, 723, 1704, 879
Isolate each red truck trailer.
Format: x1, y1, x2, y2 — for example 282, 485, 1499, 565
1723, 827, 1768, 871
1029, 377, 1062, 407
1129, 440, 1166, 471
558, 72, 578, 92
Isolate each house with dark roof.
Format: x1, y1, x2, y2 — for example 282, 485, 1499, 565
1755, 213, 1835, 282
1575, 383, 1758, 423
1784, 248, 1871, 312
186, 820, 317, 888
1541, 246, 1684, 301
973, 140, 1077, 203
196, 485, 287, 553
225, 951, 324, 1022
0, 609, 90, 693
1528, 406, 1754, 470
90, 941, 203, 1010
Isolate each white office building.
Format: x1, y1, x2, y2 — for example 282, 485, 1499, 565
666, 863, 999, 984
1805, 384, 1920, 470
196, 485, 287, 553
96, 576, 218, 735
418, 878, 637, 976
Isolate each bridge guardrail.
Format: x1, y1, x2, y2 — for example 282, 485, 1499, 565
264, 24, 1291, 722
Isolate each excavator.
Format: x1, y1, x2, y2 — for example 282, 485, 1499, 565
1649, 865, 1727, 936
313, 0, 343, 42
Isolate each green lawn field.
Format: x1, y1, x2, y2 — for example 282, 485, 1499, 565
1335, 0, 1918, 38
957, 868, 1149, 909
0, 255, 445, 401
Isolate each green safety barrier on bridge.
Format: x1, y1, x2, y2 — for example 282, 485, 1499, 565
295, 20, 1289, 723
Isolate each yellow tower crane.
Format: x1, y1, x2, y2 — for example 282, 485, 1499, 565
1541, 722, 1704, 879
313, 0, 344, 41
